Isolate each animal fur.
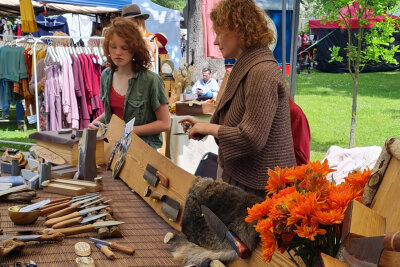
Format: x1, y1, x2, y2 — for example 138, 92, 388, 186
169, 177, 263, 265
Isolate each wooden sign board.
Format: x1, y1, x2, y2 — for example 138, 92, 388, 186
370, 155, 400, 266
30, 145, 66, 165
104, 115, 196, 231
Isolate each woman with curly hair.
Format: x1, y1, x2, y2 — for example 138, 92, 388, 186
180, 0, 296, 197
89, 17, 170, 150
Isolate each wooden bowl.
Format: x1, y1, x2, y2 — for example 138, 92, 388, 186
8, 205, 40, 225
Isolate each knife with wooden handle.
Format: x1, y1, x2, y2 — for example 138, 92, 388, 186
41, 195, 99, 216
52, 213, 107, 229
89, 237, 135, 255
48, 221, 124, 236
45, 205, 108, 227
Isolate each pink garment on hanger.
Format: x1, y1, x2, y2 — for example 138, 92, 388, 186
60, 56, 79, 129
201, 0, 223, 59
78, 53, 93, 115
71, 55, 90, 129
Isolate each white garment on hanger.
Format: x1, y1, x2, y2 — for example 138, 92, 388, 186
63, 13, 93, 46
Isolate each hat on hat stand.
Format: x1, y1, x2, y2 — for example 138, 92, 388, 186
122, 4, 150, 20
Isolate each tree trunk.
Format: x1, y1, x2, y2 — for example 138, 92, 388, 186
348, 75, 358, 148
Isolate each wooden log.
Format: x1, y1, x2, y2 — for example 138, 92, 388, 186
362, 137, 394, 206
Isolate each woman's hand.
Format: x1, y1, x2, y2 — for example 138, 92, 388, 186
88, 120, 101, 130
178, 118, 199, 132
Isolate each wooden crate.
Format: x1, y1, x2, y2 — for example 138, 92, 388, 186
175, 102, 216, 116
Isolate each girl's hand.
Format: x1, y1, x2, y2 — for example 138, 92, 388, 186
178, 118, 199, 133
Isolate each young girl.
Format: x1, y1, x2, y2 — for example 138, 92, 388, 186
88, 17, 170, 150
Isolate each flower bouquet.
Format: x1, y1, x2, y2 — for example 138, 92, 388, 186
245, 160, 372, 267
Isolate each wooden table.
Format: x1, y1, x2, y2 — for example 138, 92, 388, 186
0, 168, 180, 267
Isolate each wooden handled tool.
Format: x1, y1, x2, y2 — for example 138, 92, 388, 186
52, 214, 107, 229
45, 205, 108, 227
46, 197, 104, 219
48, 221, 124, 237
95, 242, 116, 260
89, 237, 135, 255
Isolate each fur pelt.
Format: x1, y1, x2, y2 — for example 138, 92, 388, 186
169, 177, 263, 266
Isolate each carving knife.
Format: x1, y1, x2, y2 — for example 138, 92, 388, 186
45, 205, 109, 227
48, 221, 124, 236
342, 232, 400, 266
95, 242, 116, 260
46, 197, 105, 220
40, 193, 99, 209
42, 195, 100, 217
201, 205, 250, 259
52, 213, 108, 229
89, 237, 135, 255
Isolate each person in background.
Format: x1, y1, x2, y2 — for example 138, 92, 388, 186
297, 29, 309, 51
180, 32, 187, 56
88, 17, 170, 150
191, 68, 219, 100
180, 0, 296, 197
121, 4, 158, 72
155, 33, 168, 55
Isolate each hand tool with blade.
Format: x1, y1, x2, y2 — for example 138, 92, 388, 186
19, 199, 51, 212
201, 205, 250, 259
143, 164, 169, 188
89, 237, 135, 255
41, 195, 100, 217
48, 221, 124, 236
342, 232, 400, 266
161, 195, 180, 222
40, 193, 98, 210
45, 205, 109, 227
52, 213, 107, 229
1, 229, 45, 235
46, 197, 105, 220
95, 242, 116, 260
0, 232, 64, 242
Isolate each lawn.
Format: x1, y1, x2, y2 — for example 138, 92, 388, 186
294, 70, 400, 161
0, 70, 399, 161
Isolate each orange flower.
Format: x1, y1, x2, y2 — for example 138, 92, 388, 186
287, 193, 318, 225
245, 198, 273, 223
326, 183, 358, 209
313, 208, 344, 225
345, 169, 372, 189
294, 220, 327, 241
266, 167, 293, 194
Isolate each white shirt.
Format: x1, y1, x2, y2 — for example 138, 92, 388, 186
191, 78, 220, 97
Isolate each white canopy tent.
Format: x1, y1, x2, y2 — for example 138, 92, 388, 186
131, 0, 182, 68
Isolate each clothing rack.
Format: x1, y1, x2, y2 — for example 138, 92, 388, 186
33, 35, 105, 132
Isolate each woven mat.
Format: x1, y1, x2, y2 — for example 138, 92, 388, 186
0, 168, 180, 267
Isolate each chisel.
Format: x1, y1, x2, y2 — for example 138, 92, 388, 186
45, 205, 108, 227
89, 237, 135, 255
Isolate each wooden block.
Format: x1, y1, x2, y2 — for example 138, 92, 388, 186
52, 177, 102, 192
43, 182, 86, 196
29, 145, 66, 165
77, 129, 97, 181
36, 139, 104, 166
341, 200, 386, 241
52, 167, 78, 179
0, 185, 28, 197
320, 253, 350, 267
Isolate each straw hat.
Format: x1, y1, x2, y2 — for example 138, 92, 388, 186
122, 4, 150, 20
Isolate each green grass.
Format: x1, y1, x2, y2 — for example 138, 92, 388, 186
294, 70, 400, 161
0, 106, 36, 152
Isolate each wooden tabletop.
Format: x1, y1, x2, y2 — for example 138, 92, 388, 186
0, 168, 180, 267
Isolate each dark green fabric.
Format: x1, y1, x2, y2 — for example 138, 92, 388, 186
100, 68, 169, 150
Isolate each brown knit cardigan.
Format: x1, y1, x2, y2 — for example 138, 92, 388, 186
210, 46, 296, 191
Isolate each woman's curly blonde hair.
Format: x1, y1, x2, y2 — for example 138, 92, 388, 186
210, 0, 275, 48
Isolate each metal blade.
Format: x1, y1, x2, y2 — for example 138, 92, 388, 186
78, 205, 109, 216
201, 205, 228, 242
89, 237, 110, 246
74, 196, 99, 205
95, 242, 104, 249
19, 199, 51, 212
92, 221, 124, 228
80, 198, 104, 209
71, 193, 98, 202
0, 235, 42, 241
343, 236, 384, 266
81, 213, 107, 224
2, 229, 44, 234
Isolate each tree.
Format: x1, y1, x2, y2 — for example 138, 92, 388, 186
307, 0, 400, 148
150, 0, 187, 11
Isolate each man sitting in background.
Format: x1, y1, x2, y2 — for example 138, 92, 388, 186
191, 68, 219, 100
